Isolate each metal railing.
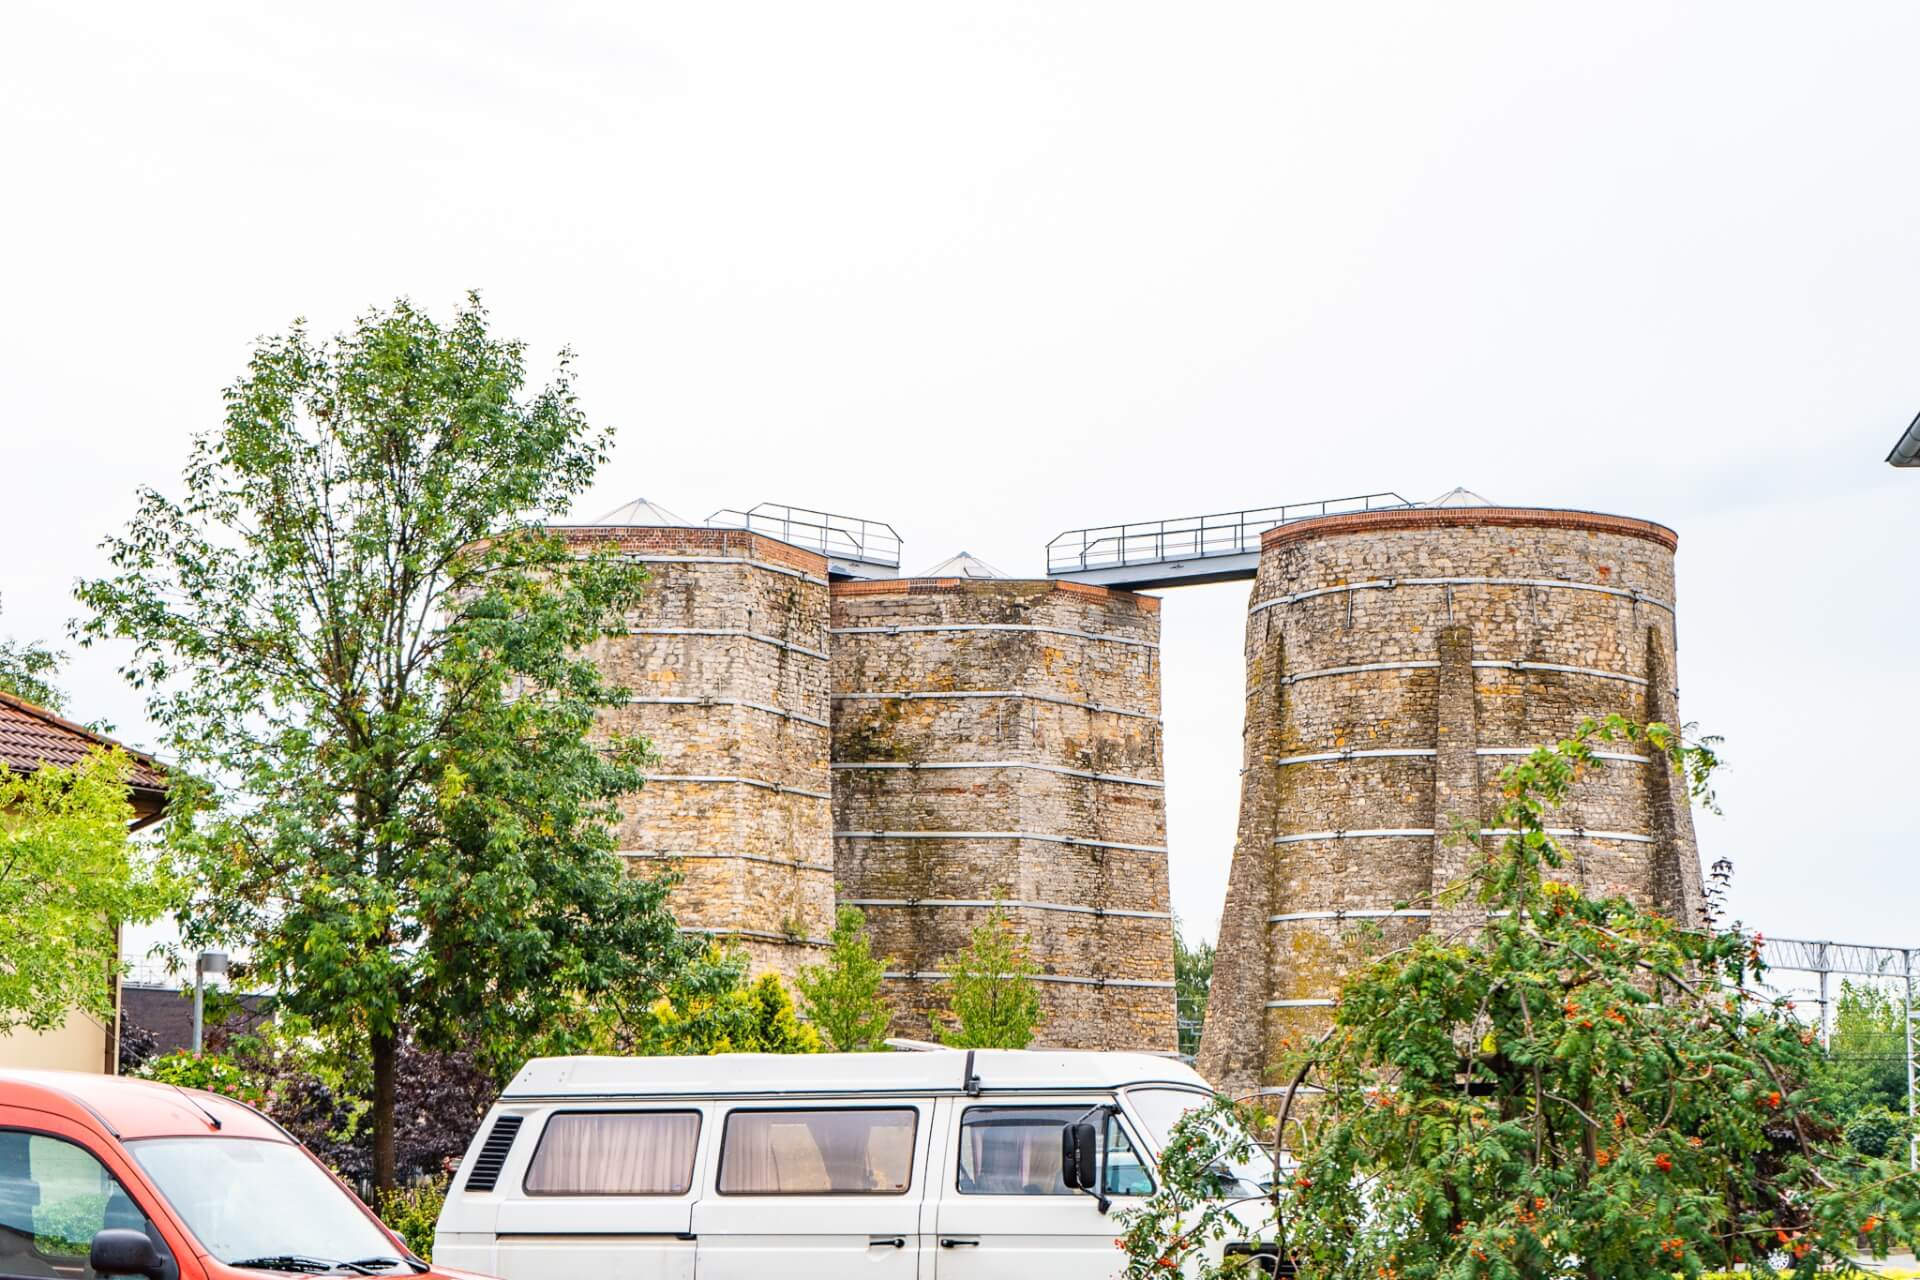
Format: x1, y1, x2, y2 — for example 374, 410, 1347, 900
1176, 1017, 1204, 1065
1046, 492, 1413, 576
708, 503, 902, 569
123, 959, 185, 989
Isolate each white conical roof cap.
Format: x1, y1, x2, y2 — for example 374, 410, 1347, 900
589, 497, 693, 527
917, 550, 1006, 579
1424, 486, 1495, 508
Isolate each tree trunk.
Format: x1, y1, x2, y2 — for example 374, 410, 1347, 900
373, 1029, 397, 1191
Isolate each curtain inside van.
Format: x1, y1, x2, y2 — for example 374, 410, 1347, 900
718, 1110, 915, 1195
524, 1113, 702, 1196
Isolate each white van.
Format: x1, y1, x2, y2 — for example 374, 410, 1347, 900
434, 1049, 1279, 1279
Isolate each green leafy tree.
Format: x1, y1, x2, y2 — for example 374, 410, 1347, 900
1121, 717, 1920, 1279
1822, 979, 1909, 1123
0, 597, 67, 711
1175, 922, 1215, 1061
0, 749, 172, 1032
633, 947, 822, 1054
936, 904, 1043, 1049
137, 1015, 499, 1191
77, 294, 688, 1189
795, 905, 893, 1052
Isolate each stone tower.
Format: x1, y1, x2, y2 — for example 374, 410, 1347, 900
829, 569, 1178, 1051
559, 504, 836, 978
1198, 504, 1702, 1102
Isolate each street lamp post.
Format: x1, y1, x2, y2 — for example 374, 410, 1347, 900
191, 949, 228, 1055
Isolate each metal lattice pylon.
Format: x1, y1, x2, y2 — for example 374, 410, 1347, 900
1760, 936, 1919, 1169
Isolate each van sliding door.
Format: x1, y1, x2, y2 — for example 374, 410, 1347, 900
690, 1104, 929, 1278
492, 1108, 706, 1280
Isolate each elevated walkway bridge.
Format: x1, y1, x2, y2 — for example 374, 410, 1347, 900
1046, 492, 1415, 591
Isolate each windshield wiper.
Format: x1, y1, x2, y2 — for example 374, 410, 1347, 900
343, 1257, 424, 1274
229, 1257, 383, 1275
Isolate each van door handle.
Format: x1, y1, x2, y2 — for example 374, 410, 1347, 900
940, 1237, 980, 1248
869, 1236, 906, 1249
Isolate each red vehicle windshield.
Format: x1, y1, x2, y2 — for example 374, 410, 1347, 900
128, 1137, 413, 1273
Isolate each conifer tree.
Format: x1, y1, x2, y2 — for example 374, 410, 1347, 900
795, 905, 894, 1052
937, 903, 1043, 1050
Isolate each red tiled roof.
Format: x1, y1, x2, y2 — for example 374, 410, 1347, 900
0, 690, 168, 793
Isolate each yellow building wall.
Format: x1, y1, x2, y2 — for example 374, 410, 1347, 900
0, 992, 117, 1074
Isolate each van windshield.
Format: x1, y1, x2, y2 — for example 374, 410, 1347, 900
128, 1138, 407, 1273
1125, 1089, 1277, 1199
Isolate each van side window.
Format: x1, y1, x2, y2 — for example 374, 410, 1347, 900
956, 1107, 1153, 1197
524, 1113, 702, 1196
0, 1131, 167, 1280
717, 1109, 916, 1195
1102, 1114, 1154, 1197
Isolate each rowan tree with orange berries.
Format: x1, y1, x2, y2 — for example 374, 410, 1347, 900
1121, 717, 1920, 1279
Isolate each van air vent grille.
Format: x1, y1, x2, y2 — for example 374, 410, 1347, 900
464, 1115, 524, 1192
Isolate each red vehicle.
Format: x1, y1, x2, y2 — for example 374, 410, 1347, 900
0, 1069, 489, 1280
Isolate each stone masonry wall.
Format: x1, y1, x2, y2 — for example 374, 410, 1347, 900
560, 525, 836, 979
831, 578, 1178, 1051
1197, 508, 1703, 1102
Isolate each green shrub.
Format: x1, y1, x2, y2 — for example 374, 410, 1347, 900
32, 1192, 107, 1258
1847, 1107, 1904, 1159
135, 1050, 266, 1107
633, 947, 822, 1055
377, 1177, 446, 1262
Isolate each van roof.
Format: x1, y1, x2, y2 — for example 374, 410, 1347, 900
502, 1049, 1213, 1100
0, 1069, 283, 1141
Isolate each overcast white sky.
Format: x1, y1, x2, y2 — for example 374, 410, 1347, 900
4, 2, 1916, 951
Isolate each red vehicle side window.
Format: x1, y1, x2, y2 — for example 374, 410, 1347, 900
0, 1130, 168, 1280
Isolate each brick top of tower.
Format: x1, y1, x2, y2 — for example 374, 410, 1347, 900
830, 577, 1160, 612
552, 524, 831, 575
1260, 506, 1678, 553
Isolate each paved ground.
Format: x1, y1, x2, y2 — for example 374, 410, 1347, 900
1850, 1252, 1918, 1274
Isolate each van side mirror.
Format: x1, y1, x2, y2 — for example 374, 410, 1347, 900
90, 1229, 164, 1279
1061, 1122, 1099, 1191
